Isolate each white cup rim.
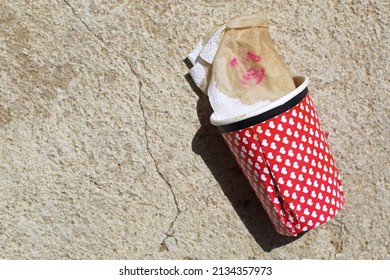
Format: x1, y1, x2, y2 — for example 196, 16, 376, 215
210, 76, 310, 126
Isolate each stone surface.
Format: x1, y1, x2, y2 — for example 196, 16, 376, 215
0, 0, 389, 259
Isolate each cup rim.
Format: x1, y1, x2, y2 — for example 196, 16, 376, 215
210, 76, 310, 126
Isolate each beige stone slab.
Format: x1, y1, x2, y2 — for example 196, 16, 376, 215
0, 0, 389, 259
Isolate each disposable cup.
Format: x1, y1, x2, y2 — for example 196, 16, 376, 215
211, 76, 345, 236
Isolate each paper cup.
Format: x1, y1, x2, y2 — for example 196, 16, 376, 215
211, 76, 345, 236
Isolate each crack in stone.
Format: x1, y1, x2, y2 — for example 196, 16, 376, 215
137, 88, 182, 250
333, 219, 347, 258
62, 0, 181, 249
63, 0, 104, 42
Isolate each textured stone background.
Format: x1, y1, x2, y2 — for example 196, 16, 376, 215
0, 0, 389, 259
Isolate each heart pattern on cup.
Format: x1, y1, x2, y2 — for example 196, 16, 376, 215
222, 93, 345, 236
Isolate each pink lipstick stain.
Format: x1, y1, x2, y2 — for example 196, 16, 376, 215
230, 58, 238, 67
229, 52, 266, 85
241, 67, 266, 85
247, 51, 262, 62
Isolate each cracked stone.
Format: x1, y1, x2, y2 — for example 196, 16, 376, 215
1, 0, 389, 260
161, 236, 178, 252
65, 0, 180, 243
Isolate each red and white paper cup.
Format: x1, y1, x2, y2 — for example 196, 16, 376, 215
211, 76, 345, 236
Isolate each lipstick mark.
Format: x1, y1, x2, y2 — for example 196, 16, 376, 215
229, 51, 266, 85
241, 67, 266, 85
247, 51, 262, 62
230, 58, 238, 67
